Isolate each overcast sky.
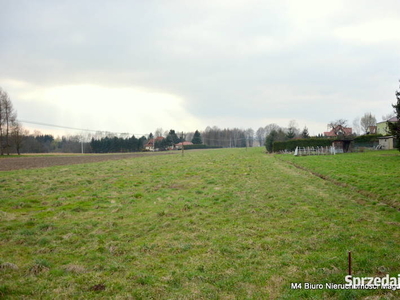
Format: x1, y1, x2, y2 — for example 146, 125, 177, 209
1, 0, 400, 137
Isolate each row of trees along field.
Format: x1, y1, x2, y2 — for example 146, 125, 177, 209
1, 83, 399, 154
202, 127, 253, 148
90, 136, 147, 153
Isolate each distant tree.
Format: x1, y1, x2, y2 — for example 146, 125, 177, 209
256, 127, 266, 147
21, 133, 44, 153
352, 117, 361, 136
381, 113, 396, 121
286, 120, 299, 139
0, 89, 3, 154
301, 126, 310, 139
388, 83, 400, 151
191, 130, 202, 144
148, 133, 154, 140
166, 129, 180, 147
246, 128, 254, 147
360, 113, 377, 134
0, 88, 17, 155
327, 119, 351, 137
277, 128, 287, 141
155, 128, 163, 137
264, 123, 280, 137
185, 131, 194, 143
11, 121, 26, 155
155, 137, 167, 150
265, 130, 278, 153
286, 128, 296, 139
138, 136, 147, 150
328, 119, 348, 129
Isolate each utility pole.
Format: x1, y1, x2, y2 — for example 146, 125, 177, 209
181, 131, 184, 157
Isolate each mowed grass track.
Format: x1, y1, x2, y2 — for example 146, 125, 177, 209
278, 150, 400, 209
0, 148, 399, 299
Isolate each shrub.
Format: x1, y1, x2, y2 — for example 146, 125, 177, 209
353, 134, 382, 143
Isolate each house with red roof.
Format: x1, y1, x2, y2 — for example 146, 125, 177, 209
175, 141, 193, 150
144, 136, 165, 151
324, 125, 352, 137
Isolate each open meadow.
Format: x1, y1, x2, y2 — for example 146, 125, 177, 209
1, 148, 400, 299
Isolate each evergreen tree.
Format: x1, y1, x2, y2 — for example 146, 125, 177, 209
138, 136, 147, 151
155, 137, 167, 150
191, 130, 202, 144
166, 129, 179, 147
286, 128, 296, 139
388, 83, 400, 151
265, 130, 278, 153
302, 126, 310, 139
286, 120, 299, 140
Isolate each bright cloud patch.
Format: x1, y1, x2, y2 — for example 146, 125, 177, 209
334, 19, 400, 44
7, 81, 202, 135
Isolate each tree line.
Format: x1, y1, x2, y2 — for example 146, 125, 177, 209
90, 136, 147, 153
201, 127, 253, 148
1, 82, 399, 154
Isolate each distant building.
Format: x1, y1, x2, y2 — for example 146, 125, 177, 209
324, 125, 352, 137
376, 117, 399, 135
378, 136, 395, 150
332, 140, 353, 153
175, 141, 193, 150
144, 136, 165, 151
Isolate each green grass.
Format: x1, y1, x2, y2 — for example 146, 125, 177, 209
278, 150, 400, 209
0, 148, 399, 299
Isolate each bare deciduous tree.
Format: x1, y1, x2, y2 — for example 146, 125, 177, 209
154, 128, 164, 137
245, 128, 254, 147
256, 127, 266, 147
11, 121, 27, 155
264, 123, 280, 137
327, 119, 350, 136
382, 112, 396, 121
328, 119, 348, 129
352, 117, 361, 136
360, 113, 376, 134
0, 88, 17, 155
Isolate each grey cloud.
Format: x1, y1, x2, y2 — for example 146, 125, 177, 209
1, 0, 400, 133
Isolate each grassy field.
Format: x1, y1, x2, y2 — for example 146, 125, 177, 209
278, 150, 400, 209
0, 148, 399, 299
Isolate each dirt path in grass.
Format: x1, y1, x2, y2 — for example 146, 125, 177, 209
0, 152, 174, 171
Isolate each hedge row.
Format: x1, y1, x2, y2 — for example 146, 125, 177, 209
273, 138, 333, 152
353, 134, 383, 143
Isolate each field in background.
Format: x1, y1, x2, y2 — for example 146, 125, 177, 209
1, 148, 399, 299
0, 152, 174, 171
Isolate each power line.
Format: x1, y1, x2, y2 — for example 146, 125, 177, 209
19, 120, 147, 137
19, 120, 254, 144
